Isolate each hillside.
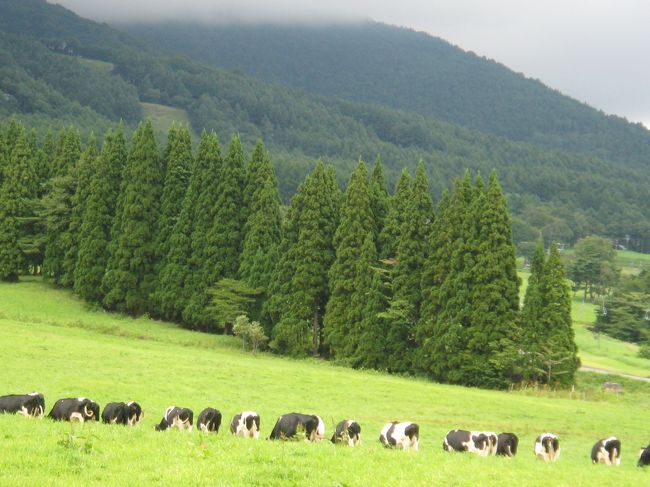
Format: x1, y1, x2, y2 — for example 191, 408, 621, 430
1, 278, 649, 485
126, 21, 650, 168
1, 1, 650, 249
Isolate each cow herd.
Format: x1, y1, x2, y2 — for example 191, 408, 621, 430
2, 392, 649, 467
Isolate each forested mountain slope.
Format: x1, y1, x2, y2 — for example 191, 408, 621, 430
126, 22, 650, 168
1, 0, 650, 249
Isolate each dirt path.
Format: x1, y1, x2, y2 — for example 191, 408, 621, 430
580, 365, 650, 382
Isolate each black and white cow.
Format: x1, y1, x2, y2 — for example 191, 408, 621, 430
0, 392, 45, 418
380, 422, 419, 451
269, 413, 325, 442
48, 397, 100, 423
197, 407, 222, 434
637, 444, 650, 467
496, 432, 519, 457
443, 430, 491, 456
330, 419, 361, 446
534, 433, 561, 461
155, 406, 193, 432
230, 411, 260, 438
591, 437, 621, 465
101, 402, 143, 426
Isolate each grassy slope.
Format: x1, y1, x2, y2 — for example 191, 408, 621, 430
140, 102, 196, 140
1, 278, 650, 485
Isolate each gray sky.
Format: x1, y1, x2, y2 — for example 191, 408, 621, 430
51, 0, 650, 127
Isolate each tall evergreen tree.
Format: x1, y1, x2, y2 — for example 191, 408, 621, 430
60, 134, 97, 288
0, 129, 37, 281
385, 161, 433, 373
270, 162, 341, 356
102, 121, 163, 314
238, 141, 282, 291
462, 170, 520, 388
324, 160, 374, 358
537, 242, 580, 386
74, 127, 127, 303
378, 169, 412, 259
155, 126, 192, 271
42, 128, 81, 283
155, 131, 222, 322
520, 242, 546, 381
369, 155, 390, 249
182, 133, 245, 329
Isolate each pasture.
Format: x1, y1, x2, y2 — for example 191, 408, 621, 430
1, 278, 650, 486
140, 102, 196, 140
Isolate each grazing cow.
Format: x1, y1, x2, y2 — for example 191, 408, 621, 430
535, 433, 561, 461
49, 397, 100, 423
380, 422, 419, 451
197, 408, 222, 434
496, 433, 519, 457
591, 437, 621, 465
637, 444, 650, 467
331, 419, 361, 446
155, 406, 193, 432
0, 392, 45, 418
230, 411, 260, 438
269, 413, 325, 442
101, 402, 144, 426
483, 431, 498, 455
443, 430, 490, 456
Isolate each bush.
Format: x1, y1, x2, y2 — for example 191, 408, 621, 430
232, 315, 269, 354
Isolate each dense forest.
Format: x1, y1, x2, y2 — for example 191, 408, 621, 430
0, 119, 579, 389
1, 0, 650, 252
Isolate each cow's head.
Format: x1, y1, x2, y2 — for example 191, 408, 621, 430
81, 399, 99, 421
126, 402, 143, 426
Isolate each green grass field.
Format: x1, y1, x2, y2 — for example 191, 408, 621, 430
141, 102, 195, 140
1, 278, 650, 485
77, 58, 115, 74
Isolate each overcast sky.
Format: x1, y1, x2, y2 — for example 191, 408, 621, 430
51, 0, 650, 127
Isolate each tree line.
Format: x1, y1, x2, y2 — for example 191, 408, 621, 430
0, 119, 579, 389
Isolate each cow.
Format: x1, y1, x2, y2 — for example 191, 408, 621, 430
637, 444, 650, 467
197, 407, 222, 434
331, 419, 361, 446
535, 433, 561, 461
483, 431, 498, 455
0, 392, 45, 418
155, 406, 193, 432
48, 397, 100, 423
101, 402, 143, 426
496, 432, 519, 457
591, 437, 621, 465
230, 411, 260, 438
269, 413, 325, 442
443, 430, 490, 456
380, 422, 419, 451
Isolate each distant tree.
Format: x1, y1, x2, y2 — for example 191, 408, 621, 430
378, 169, 411, 259
369, 155, 390, 248
566, 236, 619, 301
101, 121, 163, 314
232, 315, 269, 354
207, 279, 263, 333
74, 126, 126, 303
324, 160, 374, 359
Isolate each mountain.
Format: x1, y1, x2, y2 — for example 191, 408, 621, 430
126, 22, 650, 168
1, 0, 650, 250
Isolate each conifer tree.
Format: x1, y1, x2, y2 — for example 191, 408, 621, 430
60, 134, 97, 288
270, 162, 341, 355
74, 127, 127, 303
520, 242, 546, 381
369, 155, 390, 249
102, 121, 163, 314
378, 169, 412, 259
32, 129, 55, 195
238, 141, 282, 291
0, 129, 37, 281
537, 242, 580, 385
42, 128, 81, 283
462, 171, 520, 388
155, 126, 192, 268
385, 161, 433, 373
155, 131, 222, 322
324, 160, 374, 358
182, 133, 245, 329
416, 171, 475, 382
